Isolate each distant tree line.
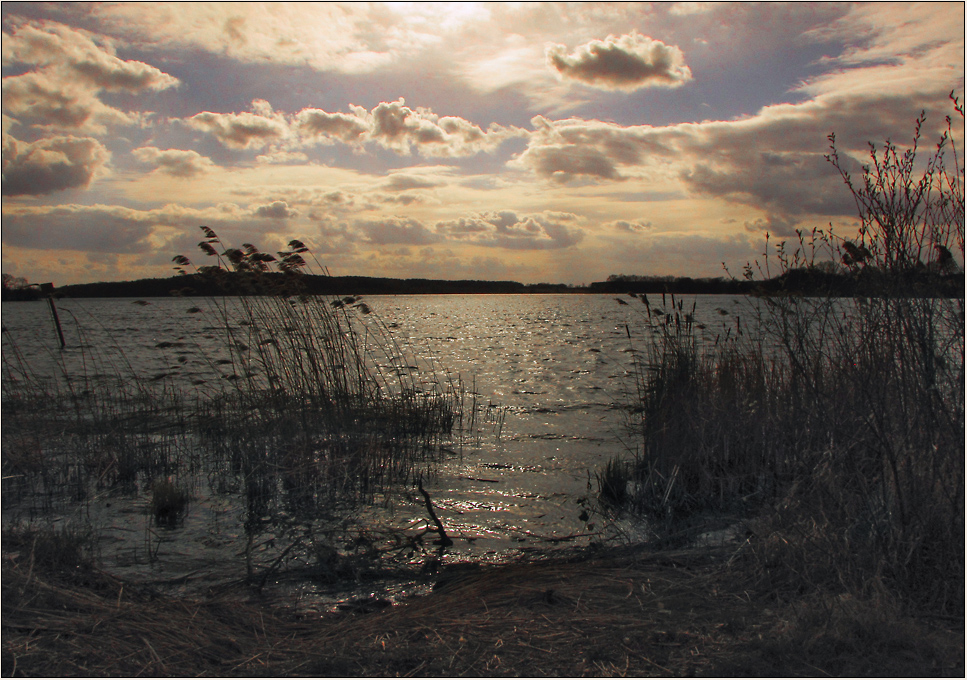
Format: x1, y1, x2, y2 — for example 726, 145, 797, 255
595, 268, 963, 297
3, 267, 960, 302
41, 273, 581, 299
1, 274, 42, 301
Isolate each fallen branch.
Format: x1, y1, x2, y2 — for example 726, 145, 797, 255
417, 477, 453, 547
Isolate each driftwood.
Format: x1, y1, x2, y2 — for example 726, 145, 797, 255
417, 477, 453, 547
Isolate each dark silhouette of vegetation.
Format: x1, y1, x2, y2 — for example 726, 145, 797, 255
1, 274, 41, 301
608, 97, 965, 617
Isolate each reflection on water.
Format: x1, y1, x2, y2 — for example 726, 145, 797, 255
2, 293, 747, 609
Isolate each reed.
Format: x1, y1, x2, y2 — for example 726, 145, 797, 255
615, 97, 965, 614
2, 228, 466, 585
171, 229, 465, 580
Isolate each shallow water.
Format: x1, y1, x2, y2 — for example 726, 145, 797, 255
2, 293, 749, 609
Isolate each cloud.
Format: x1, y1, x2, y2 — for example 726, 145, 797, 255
253, 200, 298, 219
513, 83, 957, 220
2, 21, 178, 92
382, 173, 442, 191
256, 150, 308, 164
186, 100, 288, 150
743, 215, 801, 238
609, 220, 653, 233
545, 32, 692, 91
355, 216, 440, 245
680, 151, 856, 218
513, 143, 622, 183
2, 133, 110, 195
436, 210, 584, 250
189, 99, 523, 158
512, 114, 668, 182
668, 3, 716, 17
132, 146, 215, 178
1, 21, 178, 133
0, 202, 234, 254
295, 107, 370, 145
364, 98, 524, 156
85, 3, 407, 74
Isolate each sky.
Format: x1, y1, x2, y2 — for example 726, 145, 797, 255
2, 2, 964, 286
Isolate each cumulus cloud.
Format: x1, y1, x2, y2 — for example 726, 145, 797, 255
253, 200, 298, 219
1, 21, 178, 133
364, 98, 524, 156
545, 32, 692, 91
2, 133, 110, 195
132, 146, 215, 178
297, 99, 524, 157
356, 216, 440, 245
436, 210, 584, 250
2, 21, 178, 92
188, 99, 523, 158
295, 107, 370, 145
186, 100, 288, 150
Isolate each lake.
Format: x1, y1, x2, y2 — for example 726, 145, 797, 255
2, 293, 749, 609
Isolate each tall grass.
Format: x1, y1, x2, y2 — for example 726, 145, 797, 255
2, 229, 466, 584
615, 98, 964, 614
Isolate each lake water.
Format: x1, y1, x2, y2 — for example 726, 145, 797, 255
2, 293, 749, 609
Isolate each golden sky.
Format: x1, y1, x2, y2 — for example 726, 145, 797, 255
2, 2, 964, 285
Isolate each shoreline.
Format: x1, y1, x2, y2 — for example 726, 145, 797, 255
3, 539, 963, 677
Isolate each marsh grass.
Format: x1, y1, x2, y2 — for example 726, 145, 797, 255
613, 99, 965, 615
170, 229, 465, 580
2, 229, 466, 585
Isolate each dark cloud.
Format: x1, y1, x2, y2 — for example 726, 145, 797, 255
253, 200, 297, 219
514, 144, 621, 183
2, 133, 110, 195
356, 216, 440, 245
546, 32, 692, 91
132, 146, 214, 178
0, 202, 293, 256
436, 210, 584, 250
2, 204, 175, 253
680, 151, 856, 217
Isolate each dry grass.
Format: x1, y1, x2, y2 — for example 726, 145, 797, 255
3, 541, 962, 678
